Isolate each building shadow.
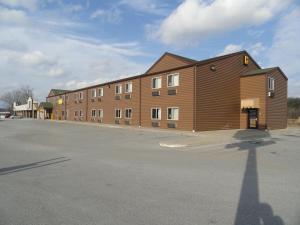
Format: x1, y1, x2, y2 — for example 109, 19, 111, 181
0, 157, 70, 176
226, 130, 284, 225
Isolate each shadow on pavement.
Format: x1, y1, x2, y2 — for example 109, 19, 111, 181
226, 130, 284, 225
0, 157, 70, 176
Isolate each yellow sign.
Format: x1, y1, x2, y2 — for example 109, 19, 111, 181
57, 98, 63, 105
243, 55, 249, 65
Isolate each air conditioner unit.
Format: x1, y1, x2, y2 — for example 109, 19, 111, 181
98, 98, 102, 102
91, 99, 95, 102
268, 91, 275, 97
98, 118, 103, 123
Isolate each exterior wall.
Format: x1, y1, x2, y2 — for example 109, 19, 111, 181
266, 70, 288, 129
66, 90, 88, 122
85, 78, 141, 126
141, 66, 194, 131
240, 75, 267, 129
146, 54, 191, 74
47, 95, 65, 120
195, 54, 259, 131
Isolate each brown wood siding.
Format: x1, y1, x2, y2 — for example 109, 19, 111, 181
147, 54, 192, 74
141, 67, 194, 131
85, 78, 141, 126
195, 54, 259, 131
240, 75, 267, 129
266, 70, 287, 129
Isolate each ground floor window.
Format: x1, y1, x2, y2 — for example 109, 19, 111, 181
80, 110, 84, 117
115, 109, 121, 118
91, 109, 96, 117
167, 107, 179, 120
125, 108, 132, 119
151, 108, 161, 120
98, 109, 103, 118
74, 111, 78, 117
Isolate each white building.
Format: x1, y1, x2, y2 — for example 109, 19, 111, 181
13, 97, 38, 118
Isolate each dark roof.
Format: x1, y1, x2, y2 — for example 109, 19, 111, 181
242, 67, 288, 80
48, 50, 262, 97
165, 52, 197, 64
50, 89, 70, 95
39, 102, 53, 109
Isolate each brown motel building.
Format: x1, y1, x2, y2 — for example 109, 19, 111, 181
46, 51, 288, 131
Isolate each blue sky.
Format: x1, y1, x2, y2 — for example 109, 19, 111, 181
0, 0, 299, 106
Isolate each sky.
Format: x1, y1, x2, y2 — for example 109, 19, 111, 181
0, 0, 299, 106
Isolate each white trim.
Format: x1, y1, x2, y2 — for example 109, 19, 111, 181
98, 109, 103, 118
115, 108, 122, 118
79, 110, 84, 117
151, 76, 162, 89
98, 88, 104, 97
115, 84, 122, 94
268, 77, 275, 91
91, 89, 97, 98
125, 108, 132, 119
79, 92, 84, 99
167, 73, 179, 87
125, 82, 133, 93
167, 107, 179, 121
91, 109, 97, 117
151, 107, 161, 120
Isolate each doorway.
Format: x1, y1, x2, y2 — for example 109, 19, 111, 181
248, 109, 258, 129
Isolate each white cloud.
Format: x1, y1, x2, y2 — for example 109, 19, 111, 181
119, 0, 169, 15
154, 0, 291, 46
0, 7, 28, 24
90, 8, 122, 24
217, 44, 243, 56
266, 7, 300, 97
0, 0, 38, 11
248, 42, 266, 56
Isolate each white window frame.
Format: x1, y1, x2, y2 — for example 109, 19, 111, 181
268, 77, 275, 91
125, 82, 132, 93
151, 76, 162, 89
98, 109, 103, 118
79, 92, 84, 100
151, 107, 161, 120
167, 107, 179, 121
79, 110, 84, 117
167, 73, 179, 87
91, 89, 97, 98
98, 88, 104, 97
74, 111, 78, 117
115, 84, 122, 94
74, 93, 78, 100
125, 108, 132, 119
115, 109, 122, 118
91, 109, 97, 117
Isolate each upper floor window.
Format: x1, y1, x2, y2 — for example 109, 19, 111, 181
125, 82, 132, 93
115, 84, 122, 94
167, 73, 179, 87
98, 88, 104, 97
125, 108, 132, 119
91, 89, 97, 98
115, 109, 122, 118
152, 77, 162, 89
74, 93, 78, 100
167, 107, 179, 120
151, 108, 161, 120
91, 109, 96, 117
79, 92, 84, 99
268, 77, 275, 91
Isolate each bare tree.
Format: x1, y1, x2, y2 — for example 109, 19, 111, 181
0, 86, 34, 110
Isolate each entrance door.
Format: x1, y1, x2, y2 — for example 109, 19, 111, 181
248, 109, 258, 129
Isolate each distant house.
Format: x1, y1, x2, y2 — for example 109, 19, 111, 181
13, 97, 38, 118
0, 108, 10, 119
37, 102, 53, 120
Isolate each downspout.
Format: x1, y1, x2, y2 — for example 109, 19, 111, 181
86, 90, 88, 122
139, 76, 142, 127
193, 65, 197, 132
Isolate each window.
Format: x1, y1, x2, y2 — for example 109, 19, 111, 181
167, 107, 179, 120
98, 88, 103, 97
74, 93, 78, 100
152, 77, 162, 89
79, 92, 83, 99
98, 109, 103, 118
91, 89, 97, 98
62, 111, 65, 117
151, 108, 161, 120
125, 82, 132, 93
115, 84, 122, 94
125, 108, 132, 119
268, 77, 275, 91
65, 95, 69, 101
91, 109, 96, 117
79, 110, 83, 117
66, 110, 68, 118
167, 73, 179, 87
74, 111, 78, 117
115, 109, 122, 118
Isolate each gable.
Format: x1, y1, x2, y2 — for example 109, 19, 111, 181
145, 53, 196, 74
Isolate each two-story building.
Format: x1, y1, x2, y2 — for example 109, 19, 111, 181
46, 51, 288, 131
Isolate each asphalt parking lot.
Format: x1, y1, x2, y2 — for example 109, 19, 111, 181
0, 119, 300, 225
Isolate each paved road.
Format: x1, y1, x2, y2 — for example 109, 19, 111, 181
0, 119, 299, 225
